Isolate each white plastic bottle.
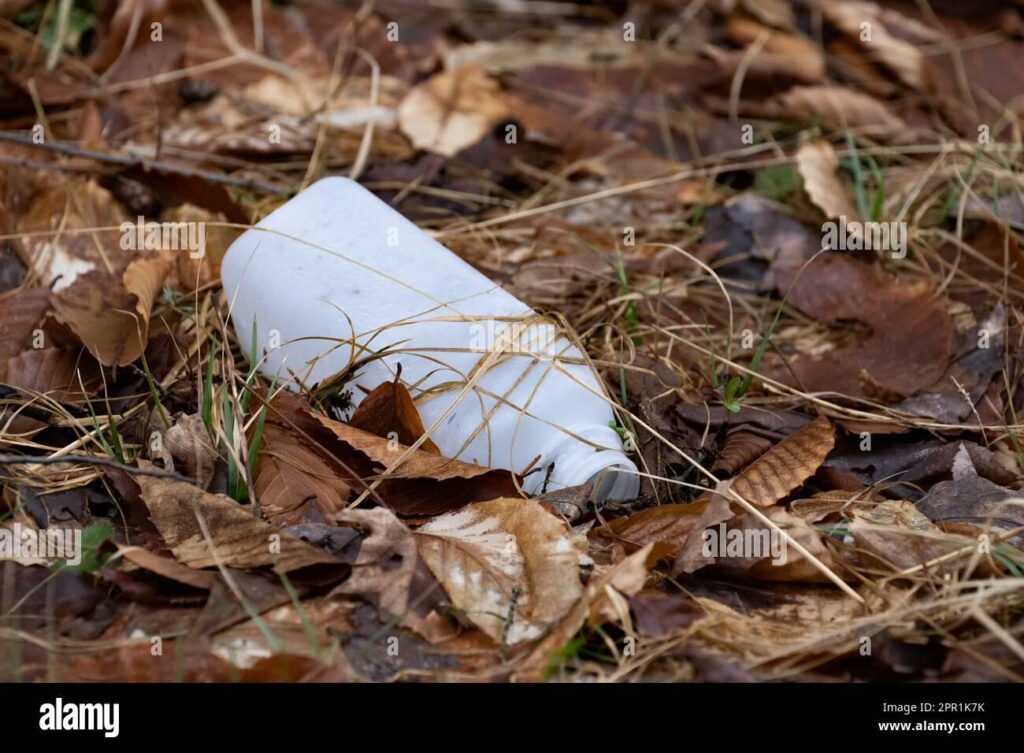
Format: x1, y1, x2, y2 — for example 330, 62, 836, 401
220, 177, 639, 501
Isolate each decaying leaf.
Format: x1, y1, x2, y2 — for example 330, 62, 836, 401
516, 544, 652, 680
775, 256, 952, 398
726, 16, 824, 81
589, 497, 731, 567
711, 430, 774, 476
14, 180, 129, 292
415, 497, 587, 644
135, 469, 341, 572
397, 66, 510, 157
303, 403, 519, 516
331, 507, 419, 619
765, 85, 906, 131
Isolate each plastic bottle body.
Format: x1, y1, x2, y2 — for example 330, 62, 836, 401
220, 177, 639, 500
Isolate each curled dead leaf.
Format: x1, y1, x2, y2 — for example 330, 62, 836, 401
796, 140, 862, 223
52, 254, 172, 367
348, 375, 440, 453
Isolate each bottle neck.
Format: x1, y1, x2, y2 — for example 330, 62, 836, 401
536, 425, 639, 502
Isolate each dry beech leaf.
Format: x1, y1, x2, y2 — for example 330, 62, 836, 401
135, 468, 341, 572
711, 430, 774, 476
1, 347, 101, 402
846, 499, 959, 574
253, 422, 352, 526
52, 255, 172, 367
796, 140, 862, 222
397, 65, 509, 157
725, 416, 835, 507
821, 0, 930, 91
726, 16, 824, 81
671, 492, 736, 575
415, 497, 587, 644
712, 505, 839, 583
516, 543, 651, 680
0, 287, 51, 364
14, 180, 129, 291
349, 376, 440, 453
303, 405, 519, 516
590, 497, 732, 568
116, 545, 218, 590
766, 85, 905, 131
775, 256, 952, 398
330, 507, 419, 622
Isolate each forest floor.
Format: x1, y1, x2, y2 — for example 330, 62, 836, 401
1, 0, 1024, 682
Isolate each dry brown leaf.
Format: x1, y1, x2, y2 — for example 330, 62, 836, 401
0, 287, 51, 365
252, 422, 352, 526
397, 65, 509, 157
14, 180, 129, 291
52, 255, 172, 367
349, 376, 440, 453
821, 0, 929, 90
766, 85, 905, 131
714, 505, 840, 582
162, 413, 218, 490
726, 16, 824, 81
331, 507, 419, 621
671, 492, 737, 574
845, 499, 960, 574
1, 348, 101, 402
590, 497, 734, 568
116, 545, 218, 590
415, 497, 587, 644
728, 416, 836, 507
710, 430, 774, 476
515, 543, 651, 680
773, 256, 952, 398
135, 468, 341, 572
796, 140, 862, 222
304, 406, 519, 516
